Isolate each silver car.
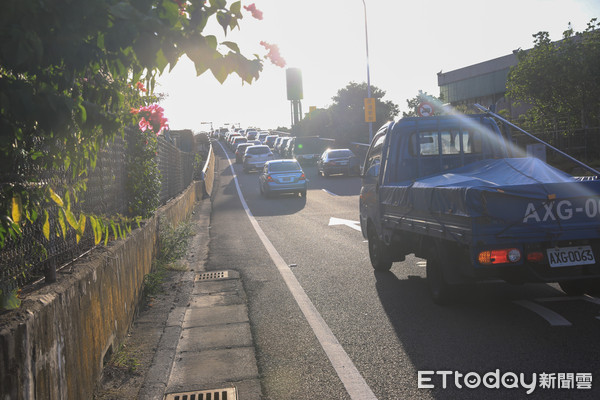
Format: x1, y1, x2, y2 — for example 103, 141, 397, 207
243, 145, 274, 173
259, 160, 307, 198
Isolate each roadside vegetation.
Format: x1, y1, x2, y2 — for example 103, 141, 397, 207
0, 1, 281, 309
142, 219, 194, 303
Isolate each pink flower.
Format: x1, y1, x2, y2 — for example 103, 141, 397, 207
131, 104, 169, 135
244, 3, 263, 20
260, 41, 286, 68
139, 117, 151, 132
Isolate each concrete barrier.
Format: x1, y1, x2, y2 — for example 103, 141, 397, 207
0, 145, 216, 400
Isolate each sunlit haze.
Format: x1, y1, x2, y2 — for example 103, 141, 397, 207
157, 0, 600, 132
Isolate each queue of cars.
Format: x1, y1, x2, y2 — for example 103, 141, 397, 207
217, 127, 362, 198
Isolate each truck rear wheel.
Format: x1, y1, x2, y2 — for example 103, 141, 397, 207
426, 244, 455, 305
368, 226, 392, 271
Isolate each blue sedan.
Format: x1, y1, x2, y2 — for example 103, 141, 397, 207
259, 160, 307, 198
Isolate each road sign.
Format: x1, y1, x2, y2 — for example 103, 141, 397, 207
364, 98, 376, 123
417, 102, 434, 117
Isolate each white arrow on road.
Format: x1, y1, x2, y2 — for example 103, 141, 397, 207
328, 217, 362, 232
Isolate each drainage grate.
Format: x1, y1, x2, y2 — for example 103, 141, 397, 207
164, 387, 237, 400
195, 270, 229, 281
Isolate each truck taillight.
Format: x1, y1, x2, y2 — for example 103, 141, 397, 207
478, 248, 521, 265
266, 175, 274, 182
526, 251, 544, 263
299, 173, 305, 180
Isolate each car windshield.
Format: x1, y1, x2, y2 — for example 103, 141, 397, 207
328, 150, 353, 158
269, 162, 301, 172
246, 146, 270, 155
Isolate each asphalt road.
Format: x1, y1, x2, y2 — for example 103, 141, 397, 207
207, 140, 600, 400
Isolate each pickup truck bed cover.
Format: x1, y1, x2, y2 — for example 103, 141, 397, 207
380, 157, 600, 244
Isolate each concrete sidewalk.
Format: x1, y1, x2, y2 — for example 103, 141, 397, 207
137, 199, 261, 400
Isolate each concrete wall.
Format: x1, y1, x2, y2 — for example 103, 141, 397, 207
0, 146, 215, 399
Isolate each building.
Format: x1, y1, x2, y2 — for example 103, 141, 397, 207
437, 52, 528, 118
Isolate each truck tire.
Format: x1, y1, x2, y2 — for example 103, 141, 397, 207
368, 226, 393, 271
426, 244, 455, 305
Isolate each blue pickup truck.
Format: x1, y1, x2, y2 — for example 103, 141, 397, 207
359, 110, 600, 303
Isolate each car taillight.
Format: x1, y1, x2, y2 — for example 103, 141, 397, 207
299, 173, 305, 180
478, 248, 521, 265
266, 175, 274, 182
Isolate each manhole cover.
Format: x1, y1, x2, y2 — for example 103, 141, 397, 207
195, 270, 229, 281
164, 387, 237, 400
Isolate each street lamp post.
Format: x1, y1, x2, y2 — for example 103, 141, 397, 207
362, 0, 373, 143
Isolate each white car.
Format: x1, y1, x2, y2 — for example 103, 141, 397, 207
243, 145, 274, 173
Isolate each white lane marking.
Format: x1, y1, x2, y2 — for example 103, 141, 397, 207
535, 296, 590, 303
583, 295, 600, 306
328, 217, 361, 232
536, 295, 600, 321
322, 189, 338, 196
216, 141, 377, 400
513, 300, 572, 326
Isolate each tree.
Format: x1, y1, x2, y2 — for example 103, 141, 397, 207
506, 19, 600, 131
403, 90, 444, 117
293, 82, 399, 145
0, 0, 277, 246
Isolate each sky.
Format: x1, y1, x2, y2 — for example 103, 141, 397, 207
156, 0, 600, 132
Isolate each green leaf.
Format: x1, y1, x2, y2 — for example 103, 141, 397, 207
111, 221, 118, 240
78, 214, 86, 236
155, 48, 169, 73
43, 211, 50, 240
77, 103, 87, 124
65, 209, 78, 230
217, 12, 232, 34
206, 35, 218, 50
90, 216, 100, 245
49, 188, 64, 207
222, 41, 240, 53
210, 0, 227, 9
11, 195, 22, 224
58, 211, 67, 237
230, 1, 242, 17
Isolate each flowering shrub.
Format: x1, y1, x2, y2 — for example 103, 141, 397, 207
126, 104, 167, 218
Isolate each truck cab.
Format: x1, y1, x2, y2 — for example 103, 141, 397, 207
360, 115, 509, 240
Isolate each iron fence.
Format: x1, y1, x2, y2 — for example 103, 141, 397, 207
0, 135, 200, 292
509, 126, 600, 171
